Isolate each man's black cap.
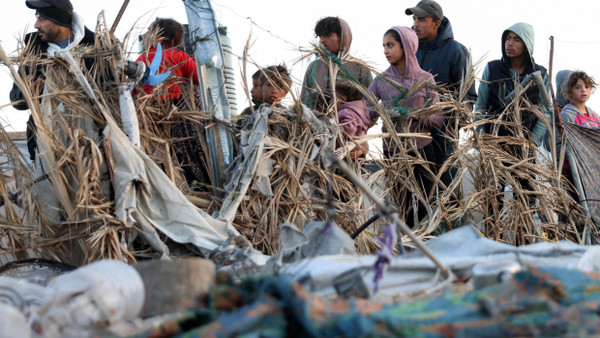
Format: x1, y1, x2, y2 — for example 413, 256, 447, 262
26, 0, 73, 15
26, 0, 74, 27
405, 0, 444, 21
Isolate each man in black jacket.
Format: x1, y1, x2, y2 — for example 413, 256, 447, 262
406, 0, 477, 200
10, 0, 95, 161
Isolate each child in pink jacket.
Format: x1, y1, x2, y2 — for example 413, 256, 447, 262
335, 79, 371, 158
368, 26, 442, 156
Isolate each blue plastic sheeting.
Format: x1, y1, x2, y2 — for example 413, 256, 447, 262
139, 266, 600, 337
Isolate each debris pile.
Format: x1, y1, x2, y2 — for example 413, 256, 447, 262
0, 9, 599, 337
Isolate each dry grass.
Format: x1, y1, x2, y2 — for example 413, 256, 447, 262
225, 103, 380, 254
439, 72, 593, 245
0, 20, 594, 266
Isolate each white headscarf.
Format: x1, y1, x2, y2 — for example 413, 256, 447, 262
46, 11, 86, 56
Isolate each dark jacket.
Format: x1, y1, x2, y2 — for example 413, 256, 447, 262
9, 28, 95, 160
416, 17, 477, 103
484, 59, 547, 135
476, 22, 549, 138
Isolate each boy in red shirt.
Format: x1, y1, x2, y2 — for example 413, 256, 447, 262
137, 18, 208, 189
137, 18, 199, 104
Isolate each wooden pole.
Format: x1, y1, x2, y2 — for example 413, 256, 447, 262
110, 0, 131, 35
548, 36, 559, 114
547, 36, 561, 172
329, 154, 453, 279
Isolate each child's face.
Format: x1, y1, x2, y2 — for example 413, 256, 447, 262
250, 77, 263, 101
262, 81, 287, 105
383, 33, 404, 67
319, 32, 341, 54
504, 31, 526, 59
570, 79, 592, 105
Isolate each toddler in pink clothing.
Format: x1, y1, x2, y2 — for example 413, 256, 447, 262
334, 79, 371, 159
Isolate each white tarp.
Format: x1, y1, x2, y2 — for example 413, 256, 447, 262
280, 226, 593, 298
106, 124, 239, 255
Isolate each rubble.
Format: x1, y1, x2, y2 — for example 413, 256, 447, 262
0, 3, 598, 337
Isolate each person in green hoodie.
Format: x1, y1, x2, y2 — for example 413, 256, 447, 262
300, 16, 372, 110
474, 22, 552, 217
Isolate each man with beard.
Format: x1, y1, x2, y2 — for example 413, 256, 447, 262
10, 0, 95, 162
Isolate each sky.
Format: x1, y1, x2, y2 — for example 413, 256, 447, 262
1, 0, 599, 133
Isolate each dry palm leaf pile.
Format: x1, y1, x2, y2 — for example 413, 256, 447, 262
224, 99, 380, 255
0, 16, 216, 265
0, 17, 132, 265
0, 20, 595, 265
451, 95, 596, 245
222, 47, 385, 254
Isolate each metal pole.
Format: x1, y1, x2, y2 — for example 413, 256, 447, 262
183, 0, 235, 190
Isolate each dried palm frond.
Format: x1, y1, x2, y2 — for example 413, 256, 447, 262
0, 11, 223, 264
228, 106, 380, 254
0, 15, 594, 268
443, 77, 594, 245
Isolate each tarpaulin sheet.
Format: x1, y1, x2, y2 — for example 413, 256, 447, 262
105, 124, 239, 254
563, 122, 600, 224
279, 226, 587, 297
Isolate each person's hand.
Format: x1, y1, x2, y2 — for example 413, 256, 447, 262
387, 108, 404, 121
349, 146, 364, 159
32, 76, 45, 95
557, 120, 564, 135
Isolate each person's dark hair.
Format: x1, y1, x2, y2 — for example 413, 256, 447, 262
151, 18, 184, 48
314, 16, 342, 38
384, 29, 403, 48
252, 70, 261, 79
259, 65, 292, 90
335, 78, 362, 102
562, 70, 597, 101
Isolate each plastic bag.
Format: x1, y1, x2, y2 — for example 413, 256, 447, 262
36, 260, 144, 337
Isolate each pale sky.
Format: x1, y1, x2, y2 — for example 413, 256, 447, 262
1, 0, 599, 132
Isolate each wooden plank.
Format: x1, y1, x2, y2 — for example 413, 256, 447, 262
6, 131, 26, 140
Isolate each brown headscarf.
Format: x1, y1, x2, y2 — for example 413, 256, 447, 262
300, 18, 372, 109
